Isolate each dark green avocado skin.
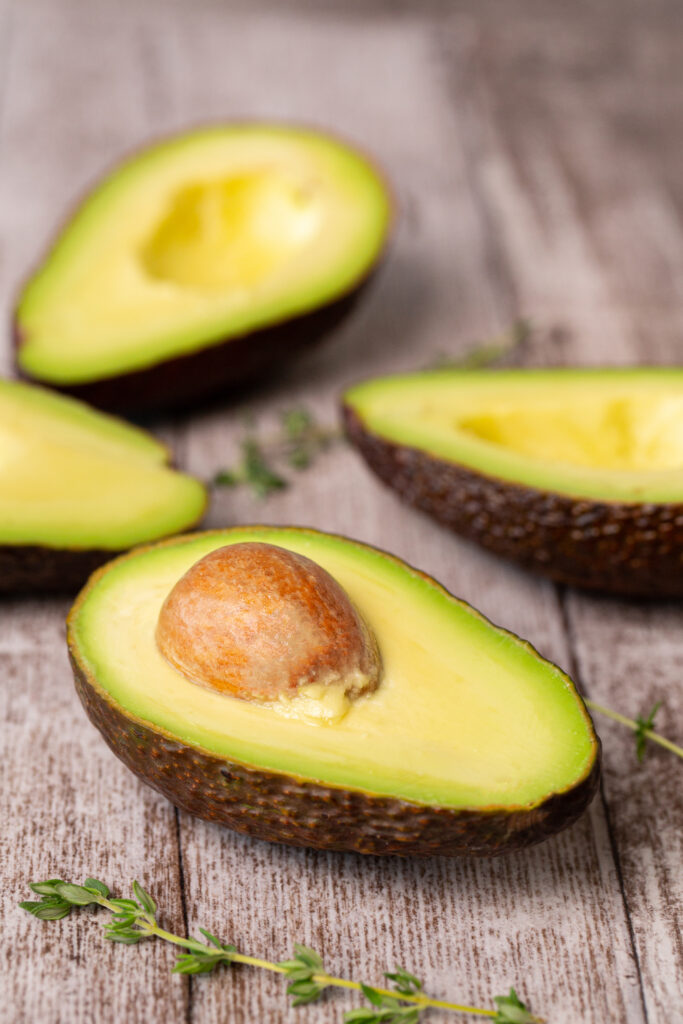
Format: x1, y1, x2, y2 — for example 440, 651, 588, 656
14, 283, 369, 416
69, 651, 600, 858
0, 544, 126, 593
343, 405, 683, 598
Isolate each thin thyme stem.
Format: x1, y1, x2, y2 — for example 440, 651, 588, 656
99, 903, 529, 1019
307, 976, 509, 1018
21, 880, 542, 1022
141, 927, 511, 1018
161, 935, 540, 1020
584, 699, 683, 760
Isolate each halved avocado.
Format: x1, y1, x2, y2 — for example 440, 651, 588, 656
15, 125, 392, 413
0, 379, 206, 591
343, 367, 683, 597
67, 527, 599, 857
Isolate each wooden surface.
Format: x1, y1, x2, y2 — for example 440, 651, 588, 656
1, 1, 682, 1022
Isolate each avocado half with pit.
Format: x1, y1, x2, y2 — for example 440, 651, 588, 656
0, 378, 206, 591
14, 125, 391, 413
67, 527, 599, 857
343, 368, 683, 597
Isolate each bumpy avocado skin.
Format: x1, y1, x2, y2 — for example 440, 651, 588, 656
68, 562, 600, 858
0, 545, 128, 594
343, 406, 683, 598
14, 283, 370, 415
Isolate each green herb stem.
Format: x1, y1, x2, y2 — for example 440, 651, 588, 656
118, 919, 512, 1020
585, 699, 683, 760
20, 878, 541, 1022
249, 965, 511, 1019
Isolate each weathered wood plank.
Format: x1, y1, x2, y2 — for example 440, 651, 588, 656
0, 5, 189, 1022
449, 14, 683, 1022
2, 1, 682, 1022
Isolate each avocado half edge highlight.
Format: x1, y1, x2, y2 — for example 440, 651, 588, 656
343, 368, 683, 597
0, 378, 206, 591
15, 124, 392, 413
67, 527, 600, 857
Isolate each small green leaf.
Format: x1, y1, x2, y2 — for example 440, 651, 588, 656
293, 943, 323, 969
282, 407, 313, 439
105, 931, 142, 945
635, 701, 662, 763
493, 987, 536, 1023
198, 927, 228, 950
287, 979, 325, 1006
385, 966, 423, 996
84, 878, 110, 897
243, 439, 287, 498
173, 952, 225, 975
132, 881, 156, 916
20, 899, 72, 921
344, 1011, 380, 1024
288, 446, 312, 469
283, 965, 314, 982
360, 984, 386, 1008
29, 880, 64, 896
213, 470, 239, 487
277, 959, 302, 972
34, 903, 73, 921
54, 883, 99, 906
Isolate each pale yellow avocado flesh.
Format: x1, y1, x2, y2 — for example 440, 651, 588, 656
0, 379, 205, 547
17, 126, 390, 384
345, 368, 683, 503
71, 529, 597, 809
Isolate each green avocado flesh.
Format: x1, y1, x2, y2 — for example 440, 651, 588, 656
0, 379, 205, 547
344, 368, 683, 503
69, 528, 597, 809
16, 125, 390, 385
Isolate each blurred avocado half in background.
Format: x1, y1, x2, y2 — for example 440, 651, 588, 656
0, 378, 205, 592
343, 367, 683, 597
15, 124, 392, 414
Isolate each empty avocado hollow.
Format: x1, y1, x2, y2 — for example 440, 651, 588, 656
343, 367, 683, 597
67, 527, 600, 857
15, 124, 392, 414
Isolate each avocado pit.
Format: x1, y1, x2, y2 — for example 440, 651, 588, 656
155, 542, 381, 707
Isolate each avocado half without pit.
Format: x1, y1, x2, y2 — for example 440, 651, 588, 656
67, 527, 600, 857
343, 368, 683, 597
0, 379, 206, 592
15, 125, 392, 413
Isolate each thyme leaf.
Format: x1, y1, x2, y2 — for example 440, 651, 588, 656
212, 407, 339, 497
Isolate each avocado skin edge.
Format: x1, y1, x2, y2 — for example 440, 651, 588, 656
343, 405, 683, 598
67, 524, 600, 857
14, 282, 369, 416
0, 489, 207, 594
0, 544, 132, 593
69, 654, 599, 857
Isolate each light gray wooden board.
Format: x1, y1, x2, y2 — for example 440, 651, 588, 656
0, 4, 191, 1023
0, 1, 681, 1023
448, 15, 683, 1020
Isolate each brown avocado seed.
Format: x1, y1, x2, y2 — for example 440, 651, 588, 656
155, 542, 381, 703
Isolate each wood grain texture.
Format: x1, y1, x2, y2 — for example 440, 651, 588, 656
1, 1, 681, 1023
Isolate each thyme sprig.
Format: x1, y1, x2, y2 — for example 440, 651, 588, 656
427, 319, 532, 370
585, 699, 681, 763
20, 878, 541, 1022
213, 407, 340, 498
